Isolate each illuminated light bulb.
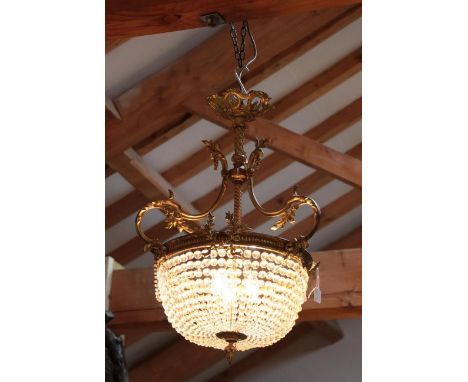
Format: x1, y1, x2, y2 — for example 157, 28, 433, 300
211, 270, 236, 305
243, 275, 260, 302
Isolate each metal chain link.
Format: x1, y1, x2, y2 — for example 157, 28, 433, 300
229, 21, 248, 69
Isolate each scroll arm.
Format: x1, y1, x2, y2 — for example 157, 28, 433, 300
247, 177, 321, 242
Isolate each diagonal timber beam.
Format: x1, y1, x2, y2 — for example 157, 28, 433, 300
167, 49, 361, 188
193, 98, 361, 214
106, 11, 361, 177
282, 188, 361, 239
183, 96, 362, 187
107, 149, 200, 231
107, 0, 361, 39
129, 336, 223, 382
106, 38, 128, 53
107, 148, 170, 201
105, 6, 361, 159
106, 191, 148, 229
105, 47, 361, 227
326, 225, 361, 250
241, 143, 361, 230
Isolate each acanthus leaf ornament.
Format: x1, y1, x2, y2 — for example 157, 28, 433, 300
247, 137, 268, 175
202, 139, 228, 173
270, 195, 321, 233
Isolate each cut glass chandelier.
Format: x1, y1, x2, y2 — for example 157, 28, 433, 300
135, 20, 322, 363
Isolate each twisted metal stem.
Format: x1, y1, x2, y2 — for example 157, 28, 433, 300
233, 183, 243, 225
232, 123, 246, 168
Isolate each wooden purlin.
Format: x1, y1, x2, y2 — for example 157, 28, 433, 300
105, 47, 362, 228
107, 0, 361, 38
184, 95, 362, 187
106, 80, 361, 231
105, 6, 362, 158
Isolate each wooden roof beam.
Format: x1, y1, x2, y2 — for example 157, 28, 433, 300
183, 96, 362, 187
326, 225, 361, 250
129, 336, 223, 382
105, 47, 361, 227
106, 149, 200, 234
107, 0, 361, 39
105, 7, 361, 170
107, 149, 167, 200
106, 6, 361, 158
282, 188, 361, 239
241, 143, 361, 230
169, 48, 361, 187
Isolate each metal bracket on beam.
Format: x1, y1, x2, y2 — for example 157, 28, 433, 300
200, 12, 226, 27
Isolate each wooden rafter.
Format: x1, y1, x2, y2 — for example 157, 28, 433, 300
108, 248, 361, 330
107, 148, 199, 214
106, 6, 361, 159
129, 336, 222, 382
105, 38, 128, 53
194, 98, 361, 214
106, 191, 148, 229
184, 95, 362, 187
107, 149, 167, 201
107, 0, 361, 39
104, 7, 361, 174
241, 143, 361, 231
106, 149, 201, 237
326, 225, 361, 250
265, 47, 361, 121
105, 47, 362, 227
282, 188, 361, 239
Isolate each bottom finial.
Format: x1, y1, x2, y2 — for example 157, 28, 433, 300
216, 331, 247, 364
224, 342, 237, 365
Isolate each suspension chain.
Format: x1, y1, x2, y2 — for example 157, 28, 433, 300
229, 21, 248, 69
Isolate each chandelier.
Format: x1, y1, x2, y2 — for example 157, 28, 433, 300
135, 21, 322, 363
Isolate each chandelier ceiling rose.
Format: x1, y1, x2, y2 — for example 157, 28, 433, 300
135, 20, 322, 363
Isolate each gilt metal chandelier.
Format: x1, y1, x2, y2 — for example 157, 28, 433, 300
135, 21, 321, 362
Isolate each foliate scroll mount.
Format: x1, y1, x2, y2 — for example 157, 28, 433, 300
202, 140, 228, 174
247, 138, 268, 176
135, 190, 195, 242
270, 196, 321, 236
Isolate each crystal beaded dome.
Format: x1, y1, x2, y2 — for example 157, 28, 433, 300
155, 245, 309, 351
